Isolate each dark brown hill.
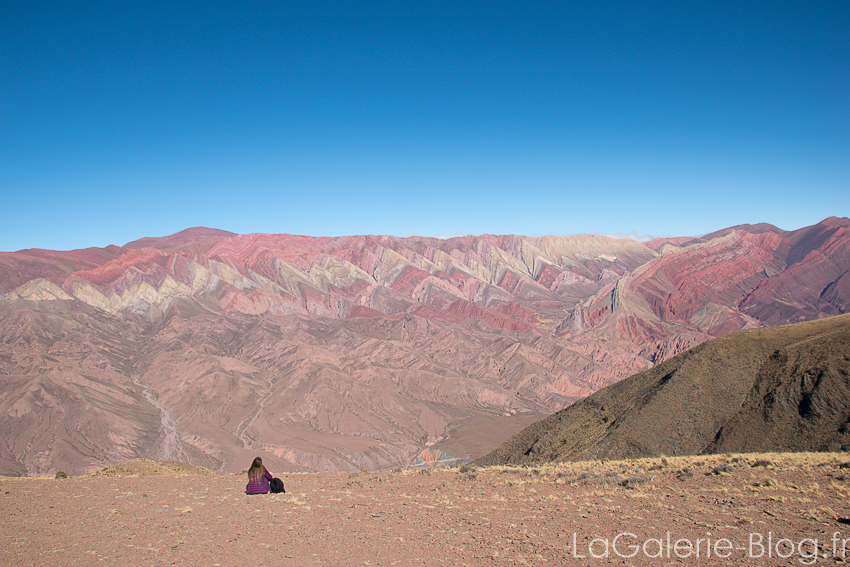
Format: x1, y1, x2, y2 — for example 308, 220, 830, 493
477, 313, 850, 466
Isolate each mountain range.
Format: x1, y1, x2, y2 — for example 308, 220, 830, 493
1, 217, 848, 475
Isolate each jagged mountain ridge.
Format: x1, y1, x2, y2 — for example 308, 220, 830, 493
7, 230, 656, 326
1, 217, 848, 475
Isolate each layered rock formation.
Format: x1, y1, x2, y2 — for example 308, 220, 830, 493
1, 218, 848, 475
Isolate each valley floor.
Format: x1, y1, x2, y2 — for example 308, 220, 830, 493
3, 453, 850, 566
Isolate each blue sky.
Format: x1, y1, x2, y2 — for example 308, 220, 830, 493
2, 1, 848, 252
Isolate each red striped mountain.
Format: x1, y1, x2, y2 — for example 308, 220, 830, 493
1, 218, 848, 476
560, 216, 850, 362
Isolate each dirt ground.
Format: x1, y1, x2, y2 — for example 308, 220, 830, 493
4, 453, 850, 566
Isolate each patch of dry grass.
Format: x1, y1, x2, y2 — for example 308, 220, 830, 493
90, 459, 216, 477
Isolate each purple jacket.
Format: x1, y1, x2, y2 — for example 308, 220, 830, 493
246, 469, 273, 494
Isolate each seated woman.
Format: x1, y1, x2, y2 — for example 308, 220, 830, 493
245, 456, 274, 495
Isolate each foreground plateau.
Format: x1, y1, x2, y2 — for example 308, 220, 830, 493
4, 453, 850, 566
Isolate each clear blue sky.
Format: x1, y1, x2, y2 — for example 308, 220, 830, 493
2, 1, 848, 252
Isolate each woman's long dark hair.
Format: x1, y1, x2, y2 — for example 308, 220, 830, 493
248, 457, 265, 482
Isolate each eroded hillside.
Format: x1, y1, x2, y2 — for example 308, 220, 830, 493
1, 218, 848, 475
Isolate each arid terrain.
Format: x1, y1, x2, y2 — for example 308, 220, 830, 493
4, 453, 850, 566
1, 217, 848, 475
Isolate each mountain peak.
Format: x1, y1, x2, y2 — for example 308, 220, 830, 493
124, 227, 236, 252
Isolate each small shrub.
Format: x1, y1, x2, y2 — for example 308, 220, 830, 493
808, 506, 838, 522
751, 459, 773, 468
710, 463, 734, 475
574, 471, 621, 486
54, 471, 67, 479
676, 468, 693, 481
621, 475, 655, 489
459, 471, 478, 481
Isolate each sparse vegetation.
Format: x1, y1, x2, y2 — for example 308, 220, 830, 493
6, 452, 850, 566
574, 471, 622, 486
754, 477, 779, 488
710, 463, 734, 475
458, 470, 478, 481
92, 459, 215, 477
621, 474, 655, 489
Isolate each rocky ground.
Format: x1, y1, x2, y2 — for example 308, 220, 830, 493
4, 453, 850, 566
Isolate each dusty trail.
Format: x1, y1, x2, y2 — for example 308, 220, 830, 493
134, 375, 190, 463
236, 375, 276, 450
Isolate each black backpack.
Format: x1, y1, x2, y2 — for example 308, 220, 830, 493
270, 477, 285, 494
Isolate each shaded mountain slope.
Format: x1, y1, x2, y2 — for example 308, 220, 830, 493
477, 313, 850, 466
